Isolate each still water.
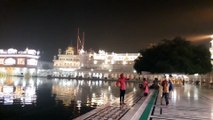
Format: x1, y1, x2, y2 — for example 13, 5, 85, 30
0, 77, 140, 120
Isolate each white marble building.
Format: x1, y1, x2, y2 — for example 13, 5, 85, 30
0, 48, 40, 77
52, 45, 141, 79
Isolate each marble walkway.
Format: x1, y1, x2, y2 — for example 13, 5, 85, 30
75, 84, 213, 120
150, 84, 213, 120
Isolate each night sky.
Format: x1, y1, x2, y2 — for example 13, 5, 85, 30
1, 0, 213, 61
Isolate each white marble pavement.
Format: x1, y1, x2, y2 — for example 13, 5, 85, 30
150, 84, 213, 120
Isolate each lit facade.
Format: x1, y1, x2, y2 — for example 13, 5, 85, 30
210, 40, 213, 65
0, 48, 40, 77
53, 46, 80, 71
52, 29, 140, 79
53, 46, 139, 71
53, 45, 140, 79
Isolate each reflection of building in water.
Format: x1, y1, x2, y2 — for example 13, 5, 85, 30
51, 79, 116, 107
0, 77, 37, 105
51, 80, 79, 106
0, 48, 40, 77
52, 31, 141, 79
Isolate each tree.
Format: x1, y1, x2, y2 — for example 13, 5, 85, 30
134, 37, 212, 74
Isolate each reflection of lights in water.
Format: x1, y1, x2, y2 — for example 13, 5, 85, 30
110, 94, 113, 101
22, 81, 26, 87
96, 81, 98, 86
211, 108, 213, 119
187, 91, 190, 98
0, 79, 4, 84
99, 80, 102, 85
92, 93, 95, 98
29, 79, 34, 86
88, 81, 91, 86
14, 79, 19, 86
3, 86, 13, 94
1, 84, 36, 105
86, 97, 90, 106
36, 79, 42, 86
194, 93, 198, 100
92, 81, 95, 86
52, 84, 78, 106
77, 100, 81, 108
109, 94, 114, 104
25, 87, 36, 96
81, 80, 84, 85
4, 95, 13, 105
194, 88, 198, 100
62, 80, 67, 86
133, 87, 136, 92
172, 89, 177, 103
108, 86, 111, 91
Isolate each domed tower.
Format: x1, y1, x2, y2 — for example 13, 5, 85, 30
65, 46, 75, 55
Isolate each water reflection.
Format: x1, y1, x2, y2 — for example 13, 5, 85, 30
0, 77, 36, 105
0, 77, 138, 120
51, 79, 125, 108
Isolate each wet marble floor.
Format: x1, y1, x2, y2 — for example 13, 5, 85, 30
150, 84, 213, 120
74, 83, 213, 120
74, 91, 146, 120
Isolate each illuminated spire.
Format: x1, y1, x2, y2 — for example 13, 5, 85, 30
77, 27, 81, 54
82, 32, 85, 50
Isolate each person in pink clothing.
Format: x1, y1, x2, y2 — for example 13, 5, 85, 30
116, 73, 129, 105
143, 78, 149, 96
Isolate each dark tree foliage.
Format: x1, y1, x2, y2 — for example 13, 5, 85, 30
134, 37, 212, 74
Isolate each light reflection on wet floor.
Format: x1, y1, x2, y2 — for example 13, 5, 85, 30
151, 84, 213, 120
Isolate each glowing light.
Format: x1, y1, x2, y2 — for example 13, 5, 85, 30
27, 59, 38, 66
3, 86, 13, 94
94, 60, 97, 64
27, 49, 37, 55
79, 49, 85, 54
194, 73, 199, 77
4, 58, 16, 65
8, 48, 17, 54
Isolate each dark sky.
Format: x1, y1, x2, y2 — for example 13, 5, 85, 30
1, 0, 213, 61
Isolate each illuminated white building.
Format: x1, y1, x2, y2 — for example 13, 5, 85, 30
83, 50, 139, 71
53, 45, 139, 70
53, 45, 140, 79
52, 29, 141, 79
0, 48, 40, 77
53, 46, 80, 71
210, 38, 213, 65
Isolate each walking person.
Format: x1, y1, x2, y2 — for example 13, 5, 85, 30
161, 76, 169, 106
182, 79, 185, 86
168, 75, 174, 98
143, 78, 149, 96
116, 73, 129, 105
168, 79, 173, 98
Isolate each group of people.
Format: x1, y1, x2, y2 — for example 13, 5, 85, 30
116, 73, 174, 106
